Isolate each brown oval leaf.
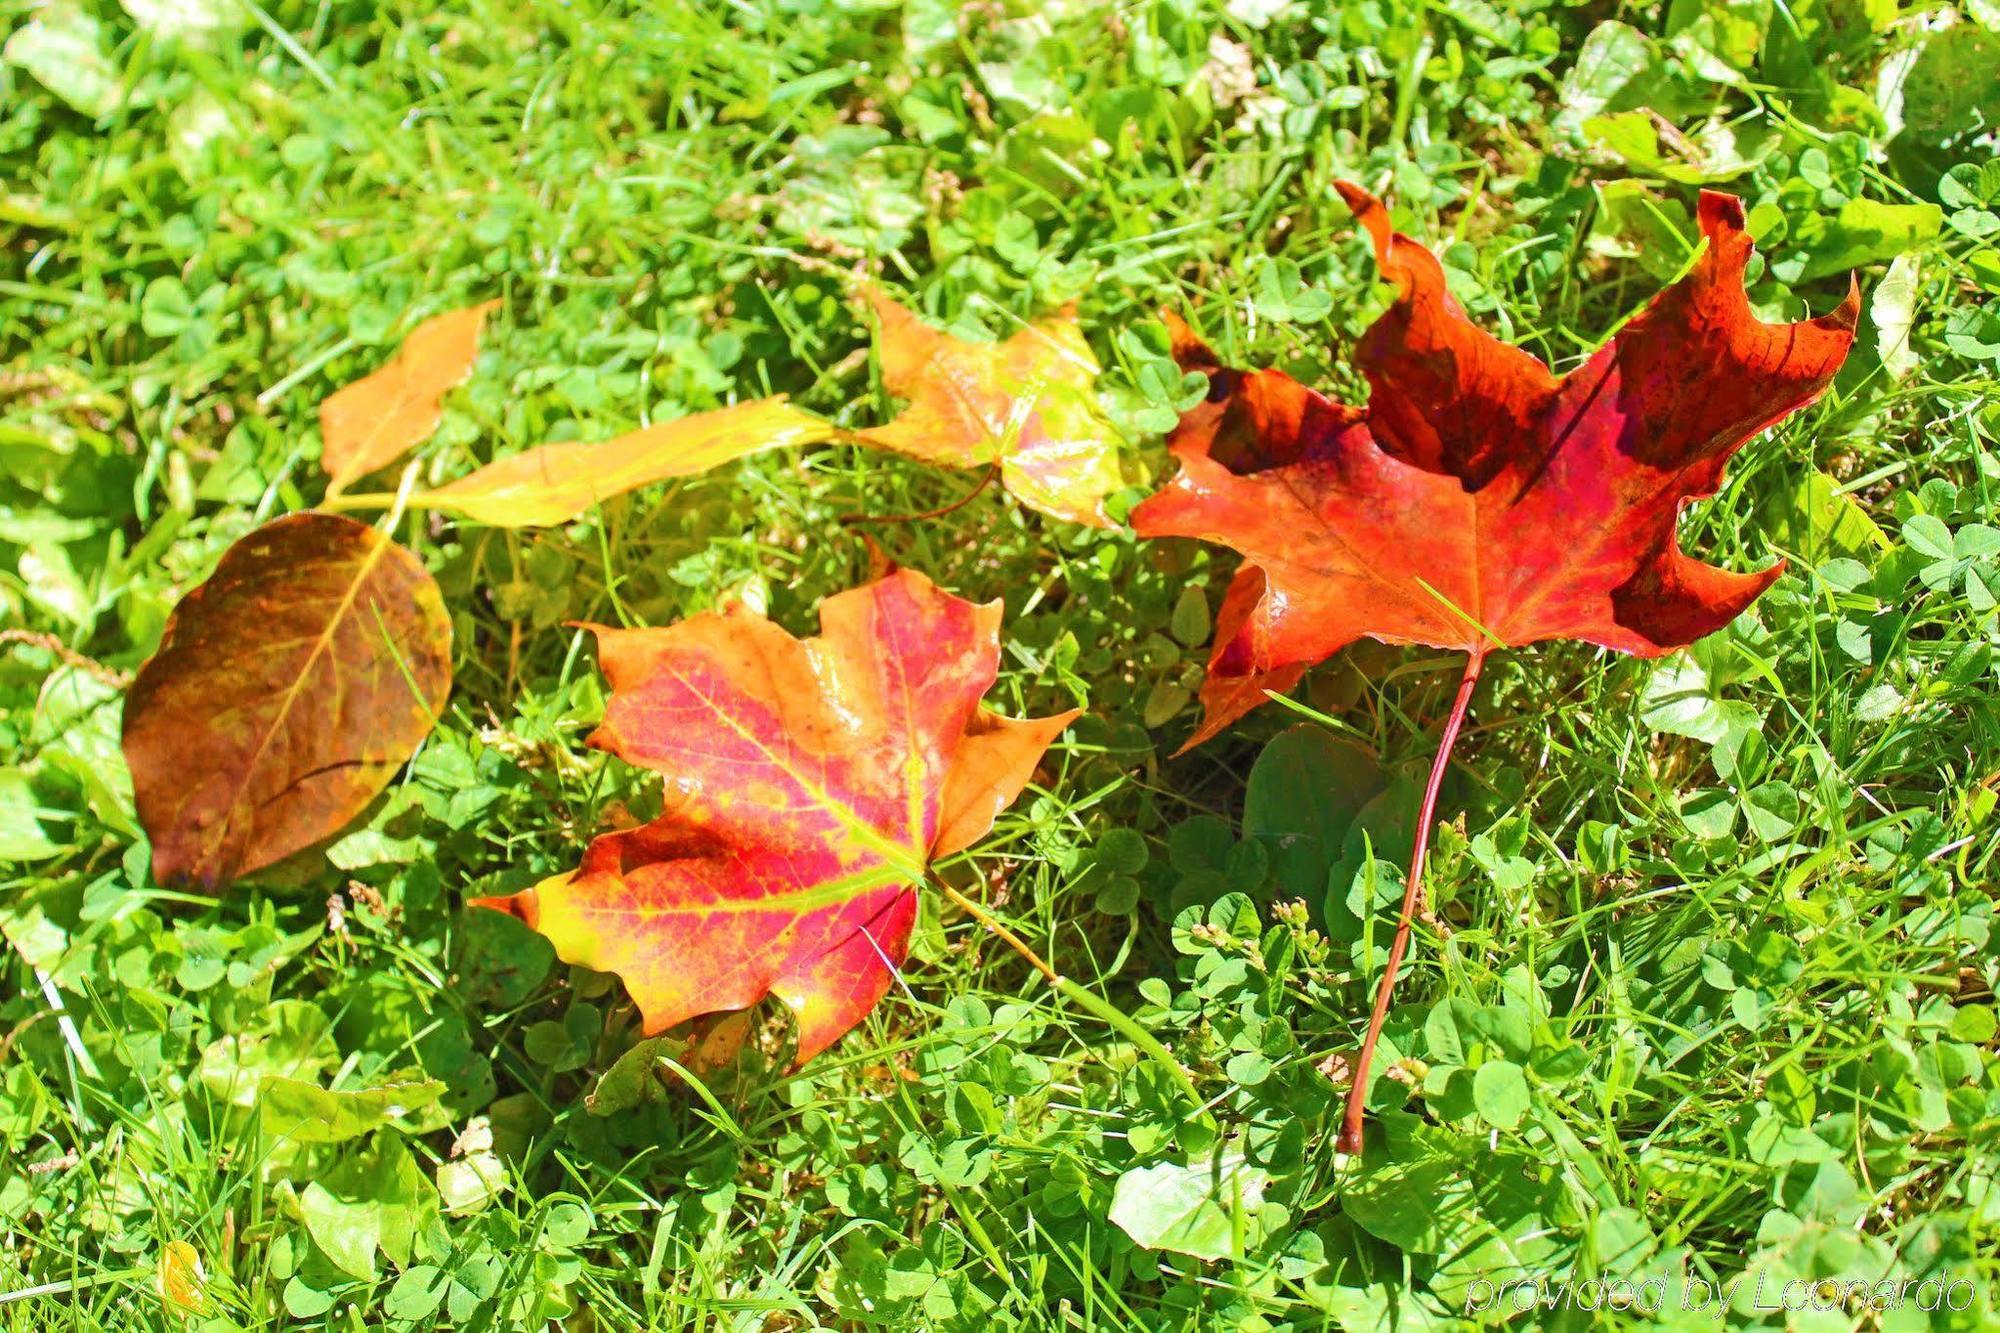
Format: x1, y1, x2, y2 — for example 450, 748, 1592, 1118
319, 301, 498, 493
122, 512, 453, 888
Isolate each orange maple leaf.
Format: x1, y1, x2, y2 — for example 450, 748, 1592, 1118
477, 570, 1077, 1063
857, 287, 1127, 527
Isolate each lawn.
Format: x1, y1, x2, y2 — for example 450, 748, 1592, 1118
4, 0, 1999, 1328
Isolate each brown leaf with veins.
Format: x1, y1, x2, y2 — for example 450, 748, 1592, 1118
121, 512, 453, 888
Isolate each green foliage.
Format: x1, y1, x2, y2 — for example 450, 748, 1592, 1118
4, 0, 1998, 1327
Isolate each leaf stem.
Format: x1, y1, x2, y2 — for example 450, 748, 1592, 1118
317, 491, 399, 513
0, 629, 131, 688
937, 879, 1214, 1134
1338, 647, 1484, 1155
0, 1267, 150, 1307
381, 458, 423, 538
840, 456, 1001, 528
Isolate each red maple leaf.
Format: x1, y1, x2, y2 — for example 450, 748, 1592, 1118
1133, 183, 1857, 1150
477, 570, 1077, 1064
1135, 183, 1858, 749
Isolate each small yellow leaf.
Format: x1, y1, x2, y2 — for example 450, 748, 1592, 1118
319, 301, 498, 492
684, 1009, 755, 1075
411, 396, 833, 528
157, 1240, 207, 1316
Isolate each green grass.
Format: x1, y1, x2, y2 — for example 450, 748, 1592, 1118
5, 0, 1999, 1328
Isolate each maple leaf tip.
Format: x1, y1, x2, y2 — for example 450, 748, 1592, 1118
856, 283, 908, 323
1693, 191, 1859, 337
467, 886, 541, 928
1331, 178, 1373, 213
1830, 274, 1864, 332
1334, 180, 1392, 260
858, 531, 898, 582
1696, 189, 1748, 234
1160, 308, 1223, 379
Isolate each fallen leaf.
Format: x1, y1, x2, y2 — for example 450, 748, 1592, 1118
411, 397, 834, 527
436, 1117, 508, 1215
584, 1011, 757, 1117
857, 287, 1126, 527
156, 1240, 207, 1316
1316, 1050, 1353, 1087
3, 4, 119, 118
476, 569, 1077, 1063
1873, 251, 1921, 381
683, 1008, 756, 1074
1132, 183, 1857, 747
122, 512, 453, 888
121, 0, 249, 44
320, 301, 498, 493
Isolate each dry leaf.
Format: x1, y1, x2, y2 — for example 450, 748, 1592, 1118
1132, 184, 1857, 747
156, 1240, 207, 1317
122, 512, 453, 888
382, 291, 1124, 531
857, 287, 1125, 527
319, 301, 498, 492
411, 397, 833, 527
